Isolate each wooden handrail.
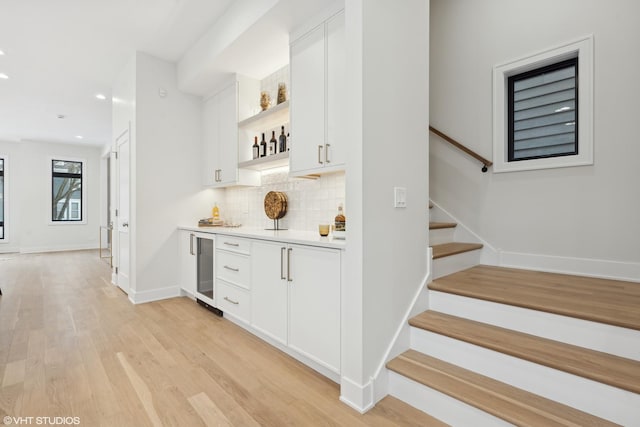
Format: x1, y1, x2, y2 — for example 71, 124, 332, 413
429, 126, 493, 173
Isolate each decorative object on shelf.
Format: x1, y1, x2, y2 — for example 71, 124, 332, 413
264, 191, 288, 230
277, 83, 287, 104
260, 133, 267, 157
278, 126, 287, 153
269, 131, 277, 155
260, 91, 271, 111
252, 136, 259, 160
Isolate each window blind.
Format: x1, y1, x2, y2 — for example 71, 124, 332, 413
509, 58, 578, 161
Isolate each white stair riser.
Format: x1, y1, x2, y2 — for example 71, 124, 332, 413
429, 227, 456, 245
432, 249, 481, 279
429, 290, 640, 361
410, 328, 639, 426
388, 371, 512, 427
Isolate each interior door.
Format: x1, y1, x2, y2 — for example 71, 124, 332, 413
116, 130, 130, 295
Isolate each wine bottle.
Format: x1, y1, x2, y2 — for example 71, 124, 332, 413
278, 126, 287, 153
260, 133, 267, 157
269, 131, 277, 155
252, 136, 259, 160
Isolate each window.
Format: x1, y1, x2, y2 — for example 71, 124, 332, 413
508, 58, 577, 161
493, 36, 593, 172
0, 158, 4, 239
52, 159, 83, 222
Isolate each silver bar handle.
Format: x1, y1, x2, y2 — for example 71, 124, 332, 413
224, 296, 239, 305
189, 233, 195, 255
325, 143, 331, 163
280, 247, 286, 280
223, 265, 239, 272
122, 222, 129, 227
287, 248, 293, 282
318, 145, 324, 164
223, 242, 240, 247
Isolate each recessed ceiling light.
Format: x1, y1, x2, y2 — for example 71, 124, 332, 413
95, 93, 107, 100
0, 73, 8, 80
0, 50, 5, 56
75, 135, 83, 139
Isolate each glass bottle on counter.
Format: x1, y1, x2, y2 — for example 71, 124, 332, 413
334, 204, 346, 231
260, 133, 267, 157
252, 136, 259, 160
278, 126, 287, 153
269, 131, 277, 155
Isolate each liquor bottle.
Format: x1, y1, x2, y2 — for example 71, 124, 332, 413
260, 133, 267, 157
252, 136, 259, 160
334, 204, 346, 231
287, 132, 291, 151
278, 126, 287, 153
269, 131, 277, 155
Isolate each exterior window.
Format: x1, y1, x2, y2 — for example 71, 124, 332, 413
493, 36, 593, 173
52, 159, 83, 222
0, 158, 4, 239
508, 58, 577, 161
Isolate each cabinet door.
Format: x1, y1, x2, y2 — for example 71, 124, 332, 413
179, 231, 196, 296
251, 241, 288, 345
288, 245, 340, 372
217, 82, 239, 186
326, 11, 346, 168
202, 96, 219, 187
289, 24, 326, 175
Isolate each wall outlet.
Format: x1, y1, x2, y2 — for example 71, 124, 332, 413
394, 187, 407, 208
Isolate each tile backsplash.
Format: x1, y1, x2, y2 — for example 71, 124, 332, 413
222, 170, 346, 231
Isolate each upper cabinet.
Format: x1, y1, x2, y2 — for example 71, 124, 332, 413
289, 10, 345, 176
202, 77, 261, 188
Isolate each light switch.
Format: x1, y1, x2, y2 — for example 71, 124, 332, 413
394, 187, 407, 208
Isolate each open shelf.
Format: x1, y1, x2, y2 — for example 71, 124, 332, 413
238, 100, 289, 130
238, 151, 289, 171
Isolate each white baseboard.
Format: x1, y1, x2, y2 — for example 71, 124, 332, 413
339, 375, 374, 414
19, 243, 99, 254
499, 250, 640, 283
128, 285, 182, 304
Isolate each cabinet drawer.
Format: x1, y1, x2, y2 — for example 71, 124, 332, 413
216, 250, 250, 289
216, 236, 251, 254
217, 281, 250, 324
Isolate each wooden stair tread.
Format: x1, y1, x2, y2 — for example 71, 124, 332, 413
429, 265, 640, 331
429, 222, 457, 230
387, 350, 620, 427
431, 242, 483, 259
409, 311, 640, 394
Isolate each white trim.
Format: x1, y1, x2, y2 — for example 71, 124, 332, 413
19, 243, 98, 254
492, 35, 594, 173
498, 250, 640, 283
128, 285, 182, 304
48, 156, 88, 225
339, 376, 374, 414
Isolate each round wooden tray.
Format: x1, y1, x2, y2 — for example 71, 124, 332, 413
264, 191, 288, 220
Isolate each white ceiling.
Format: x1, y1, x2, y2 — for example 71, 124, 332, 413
0, 0, 328, 148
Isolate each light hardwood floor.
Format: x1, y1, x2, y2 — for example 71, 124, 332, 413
0, 250, 445, 427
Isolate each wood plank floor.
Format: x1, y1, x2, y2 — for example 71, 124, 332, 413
0, 250, 445, 427
429, 265, 640, 330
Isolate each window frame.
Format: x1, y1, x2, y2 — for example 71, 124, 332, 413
50, 157, 87, 225
493, 35, 593, 173
0, 156, 6, 241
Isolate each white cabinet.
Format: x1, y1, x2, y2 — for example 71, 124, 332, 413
178, 230, 196, 296
289, 10, 345, 176
215, 235, 251, 324
251, 241, 288, 344
202, 80, 260, 188
251, 240, 341, 373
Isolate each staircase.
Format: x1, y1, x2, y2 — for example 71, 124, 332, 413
384, 204, 640, 426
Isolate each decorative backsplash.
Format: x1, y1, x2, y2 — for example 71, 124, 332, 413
222, 170, 346, 231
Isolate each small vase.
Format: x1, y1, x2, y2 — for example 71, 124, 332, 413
260, 91, 271, 111
277, 83, 287, 104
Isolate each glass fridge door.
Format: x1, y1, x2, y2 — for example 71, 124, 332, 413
196, 237, 214, 300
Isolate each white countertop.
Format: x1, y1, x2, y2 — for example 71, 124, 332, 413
178, 225, 346, 250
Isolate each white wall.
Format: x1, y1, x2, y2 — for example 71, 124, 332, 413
430, 0, 640, 277
343, 0, 429, 411
134, 52, 221, 297
0, 140, 102, 253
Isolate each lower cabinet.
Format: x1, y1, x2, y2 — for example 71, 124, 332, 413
251, 240, 341, 373
178, 230, 196, 296
216, 280, 251, 324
